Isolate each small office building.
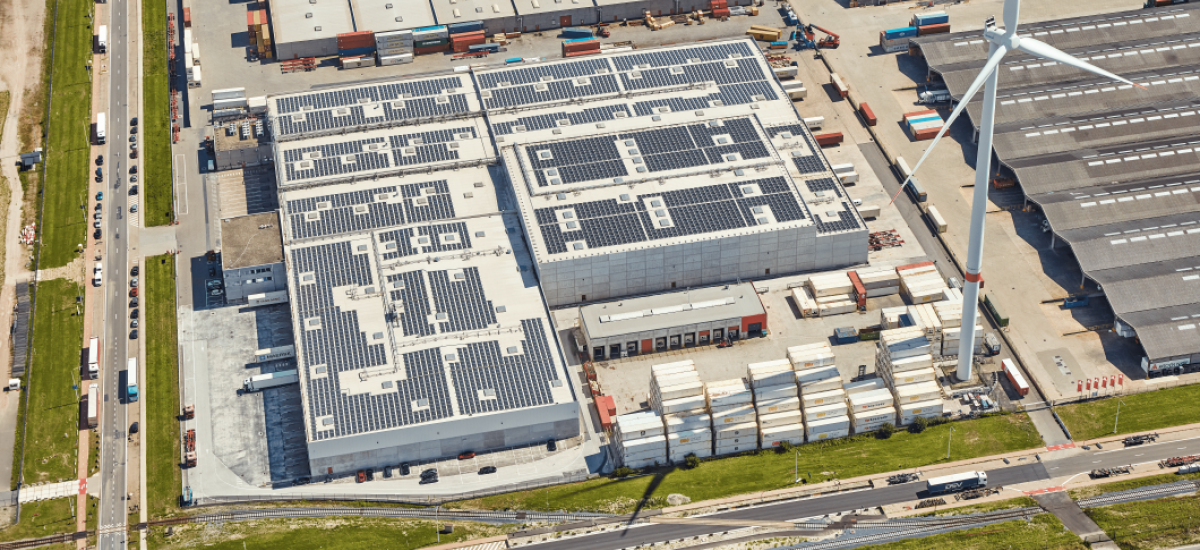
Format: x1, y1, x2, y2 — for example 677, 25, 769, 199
220, 212, 287, 302
577, 283, 767, 360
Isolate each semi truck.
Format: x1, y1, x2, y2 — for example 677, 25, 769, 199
95, 113, 106, 144
243, 370, 299, 392
87, 383, 100, 428
87, 336, 100, 379
97, 25, 107, 53
926, 470, 987, 494
127, 358, 139, 402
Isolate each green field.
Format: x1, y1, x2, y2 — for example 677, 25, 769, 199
17, 279, 85, 486
145, 255, 181, 518
146, 517, 513, 550
1088, 492, 1200, 549
452, 414, 1043, 513
853, 514, 1085, 550
140, 0, 172, 226
0, 497, 90, 546
1068, 471, 1200, 500
37, 0, 94, 269
1056, 384, 1200, 441
920, 496, 1039, 517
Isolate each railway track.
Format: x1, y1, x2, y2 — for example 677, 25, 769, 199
1078, 480, 1200, 509
778, 508, 1040, 550
146, 506, 603, 528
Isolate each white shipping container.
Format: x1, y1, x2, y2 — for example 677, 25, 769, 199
747, 359, 792, 374
378, 53, 413, 66
795, 365, 841, 386
810, 428, 850, 441
754, 383, 798, 402
758, 410, 802, 428
773, 65, 799, 78
889, 354, 934, 372
830, 163, 855, 174
656, 381, 704, 402
909, 288, 946, 304
848, 388, 893, 412
816, 293, 856, 305
653, 371, 701, 388
844, 378, 885, 395
900, 399, 944, 417
715, 421, 759, 439
756, 396, 801, 415
819, 300, 858, 316
855, 418, 896, 433
806, 415, 850, 435
624, 456, 664, 469
804, 402, 848, 420
838, 172, 859, 185
651, 360, 696, 374
622, 447, 668, 462
670, 447, 714, 462
789, 352, 836, 368
851, 409, 896, 425
712, 405, 756, 425
211, 87, 246, 101
787, 342, 833, 355
659, 395, 708, 415
714, 442, 756, 455
707, 391, 753, 410
895, 381, 941, 403
801, 376, 844, 395
803, 116, 824, 129
705, 378, 748, 397
802, 388, 845, 410
866, 286, 900, 298
760, 424, 805, 439
664, 413, 712, 433
762, 433, 805, 448
791, 287, 819, 317
667, 429, 713, 446
892, 367, 937, 386
212, 98, 247, 110
887, 345, 933, 361
619, 435, 667, 454
786, 86, 808, 100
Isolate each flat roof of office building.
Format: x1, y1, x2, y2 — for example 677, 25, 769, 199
221, 212, 285, 269
579, 282, 764, 339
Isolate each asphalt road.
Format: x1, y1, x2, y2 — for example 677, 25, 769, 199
528, 436, 1199, 550
98, 0, 132, 545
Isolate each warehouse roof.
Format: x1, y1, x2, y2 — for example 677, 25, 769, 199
221, 212, 284, 269
286, 212, 575, 444
269, 0, 356, 48
1115, 303, 1200, 361
993, 100, 1200, 162
1061, 212, 1200, 273
514, 0, 596, 15
350, 0, 437, 33
915, 4, 1200, 70
579, 282, 765, 339
430, 0, 517, 24
963, 64, 1200, 129
1092, 257, 1200, 318
1035, 174, 1200, 233
1008, 135, 1200, 195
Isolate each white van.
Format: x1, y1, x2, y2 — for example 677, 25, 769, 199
93, 262, 103, 286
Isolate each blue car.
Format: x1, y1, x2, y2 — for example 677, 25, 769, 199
96, 192, 103, 201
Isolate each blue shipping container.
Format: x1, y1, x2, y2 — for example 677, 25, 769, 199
339, 46, 376, 57
505, 57, 523, 64
884, 27, 919, 39
915, 13, 949, 26
562, 37, 595, 44
469, 43, 499, 52
448, 21, 483, 33
561, 27, 593, 38
414, 25, 447, 33
770, 40, 788, 46
906, 115, 942, 127
1064, 295, 1089, 308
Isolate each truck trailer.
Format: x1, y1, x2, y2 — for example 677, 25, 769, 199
87, 383, 99, 428
926, 470, 987, 494
87, 336, 100, 379
243, 370, 299, 392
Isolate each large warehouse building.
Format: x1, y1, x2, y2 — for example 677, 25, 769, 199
480, 39, 867, 306
914, 2, 1200, 377
265, 38, 864, 471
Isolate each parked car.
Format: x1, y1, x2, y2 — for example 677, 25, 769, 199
419, 476, 439, 485
131, 117, 138, 126
131, 266, 138, 276
130, 309, 138, 319
130, 319, 138, 328
129, 165, 137, 174
129, 185, 138, 195
130, 277, 138, 287
130, 287, 138, 297
130, 422, 138, 434
96, 192, 104, 200
96, 155, 103, 165
130, 297, 138, 307
383, 466, 392, 478
420, 468, 437, 479
366, 468, 375, 481
356, 470, 366, 483
458, 451, 476, 460
400, 463, 410, 476
479, 466, 497, 475
547, 439, 557, 452
129, 329, 138, 340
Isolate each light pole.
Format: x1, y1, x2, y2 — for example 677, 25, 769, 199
1113, 399, 1126, 434
946, 427, 954, 460
435, 505, 440, 543
793, 450, 800, 483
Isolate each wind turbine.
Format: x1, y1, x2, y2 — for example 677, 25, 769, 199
895, 0, 1145, 381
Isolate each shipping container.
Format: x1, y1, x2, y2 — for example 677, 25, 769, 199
1001, 359, 1030, 396
448, 21, 484, 33
815, 132, 844, 146
339, 46, 376, 58
911, 11, 949, 27
806, 415, 850, 435
414, 43, 451, 55
984, 294, 1008, 326
928, 205, 948, 233
810, 428, 850, 441
87, 383, 99, 427
918, 23, 951, 36
715, 422, 758, 439
183, 7, 191, 27
805, 402, 848, 420
883, 26, 919, 39
758, 410, 802, 428
561, 27, 593, 38
848, 388, 893, 412
87, 337, 100, 378
803, 116, 824, 129
801, 388, 845, 410
755, 396, 800, 415
830, 73, 849, 98
414, 38, 449, 48
859, 103, 877, 126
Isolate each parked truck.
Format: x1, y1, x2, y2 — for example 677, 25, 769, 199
87, 336, 100, 379
97, 25, 107, 53
87, 383, 99, 428
926, 471, 987, 494
243, 370, 299, 392
127, 358, 139, 402
95, 113, 106, 145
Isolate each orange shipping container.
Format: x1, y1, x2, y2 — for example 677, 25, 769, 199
859, 102, 877, 126
814, 132, 844, 147
183, 7, 191, 27
565, 49, 600, 57
913, 127, 940, 141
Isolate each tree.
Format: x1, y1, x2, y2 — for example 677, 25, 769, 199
908, 416, 929, 434
875, 422, 895, 439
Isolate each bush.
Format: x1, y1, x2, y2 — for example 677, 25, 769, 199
612, 467, 637, 478
908, 417, 929, 434
875, 422, 895, 439
779, 441, 795, 453
928, 416, 949, 427
684, 454, 701, 469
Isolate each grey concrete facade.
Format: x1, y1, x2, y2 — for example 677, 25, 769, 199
530, 227, 867, 307
222, 262, 287, 302
515, 0, 599, 32
307, 402, 580, 475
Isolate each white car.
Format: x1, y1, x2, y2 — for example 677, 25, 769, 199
93, 261, 103, 287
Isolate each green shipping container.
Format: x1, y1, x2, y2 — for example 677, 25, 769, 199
983, 294, 1009, 327
414, 38, 448, 48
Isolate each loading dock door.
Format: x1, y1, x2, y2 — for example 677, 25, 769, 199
641, 339, 653, 353
747, 322, 763, 337
560, 15, 571, 26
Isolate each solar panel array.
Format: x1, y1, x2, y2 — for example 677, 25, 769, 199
533, 177, 807, 254
282, 125, 479, 184
526, 118, 772, 187
274, 77, 473, 138
805, 176, 844, 198
450, 319, 559, 416
814, 202, 863, 234
610, 42, 755, 71
621, 56, 769, 92
427, 267, 499, 333
767, 124, 827, 174
478, 58, 619, 110
491, 105, 634, 135
376, 221, 472, 259
284, 180, 456, 240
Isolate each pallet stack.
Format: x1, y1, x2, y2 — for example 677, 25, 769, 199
748, 360, 803, 448
376, 30, 414, 66
614, 411, 666, 468
898, 262, 947, 304
706, 378, 758, 456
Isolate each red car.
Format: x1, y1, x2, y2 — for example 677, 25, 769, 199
130, 287, 139, 297
458, 451, 476, 460
356, 470, 366, 483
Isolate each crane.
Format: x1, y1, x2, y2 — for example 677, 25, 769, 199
805, 24, 840, 49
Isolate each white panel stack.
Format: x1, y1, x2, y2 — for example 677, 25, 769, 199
705, 378, 754, 413
852, 408, 897, 433
890, 367, 937, 387
876, 327, 934, 390
756, 396, 801, 416
857, 267, 901, 298
895, 381, 942, 406
714, 422, 758, 456
748, 360, 796, 389
804, 401, 848, 420
807, 273, 855, 298
791, 286, 819, 318
614, 411, 666, 468
664, 412, 714, 462
844, 378, 886, 395
933, 300, 981, 329
650, 362, 704, 416
880, 305, 908, 330
847, 388, 894, 415
900, 399, 945, 425
712, 404, 757, 426
898, 264, 948, 304
787, 343, 836, 369
801, 388, 845, 411
795, 365, 842, 394
806, 416, 851, 441
761, 423, 806, 448
940, 325, 985, 357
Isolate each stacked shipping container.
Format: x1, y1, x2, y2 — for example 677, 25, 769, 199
376, 30, 414, 66
338, 31, 376, 60
413, 25, 450, 55
247, 10, 272, 59
898, 262, 948, 304
904, 109, 944, 141
649, 361, 713, 463
563, 38, 601, 57
748, 360, 803, 448
706, 378, 757, 456
879, 27, 917, 53
614, 412, 666, 468
808, 273, 857, 316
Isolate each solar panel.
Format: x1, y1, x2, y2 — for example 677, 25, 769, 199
275, 77, 472, 138
283, 179, 457, 240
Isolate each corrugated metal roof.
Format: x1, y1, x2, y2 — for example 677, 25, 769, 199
1009, 136, 1200, 195
1118, 302, 1200, 360
1064, 212, 1200, 273
993, 100, 1200, 162
1035, 173, 1200, 233
1095, 258, 1200, 317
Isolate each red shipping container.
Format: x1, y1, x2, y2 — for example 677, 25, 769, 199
848, 271, 866, 308
918, 23, 950, 36
183, 7, 191, 27
596, 401, 611, 429
859, 102, 877, 126
337, 31, 375, 49
451, 30, 485, 41
565, 49, 600, 57
903, 109, 938, 120
564, 43, 600, 54
895, 260, 934, 272
414, 43, 450, 55
245, 10, 255, 29
913, 127, 940, 141
814, 132, 843, 147
710, 0, 727, 7
563, 39, 600, 51
1001, 359, 1030, 396
453, 37, 486, 52
712, 8, 730, 17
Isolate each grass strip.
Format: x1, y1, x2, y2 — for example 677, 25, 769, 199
146, 517, 514, 550
1056, 384, 1200, 441
141, 0, 172, 226
451, 413, 1043, 514
1087, 492, 1200, 550
20, 279, 84, 485
919, 496, 1039, 517
145, 254, 181, 518
1068, 471, 1200, 500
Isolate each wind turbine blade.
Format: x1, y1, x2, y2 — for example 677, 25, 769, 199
1002, 0, 1020, 33
890, 45, 1009, 205
1017, 38, 1147, 89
